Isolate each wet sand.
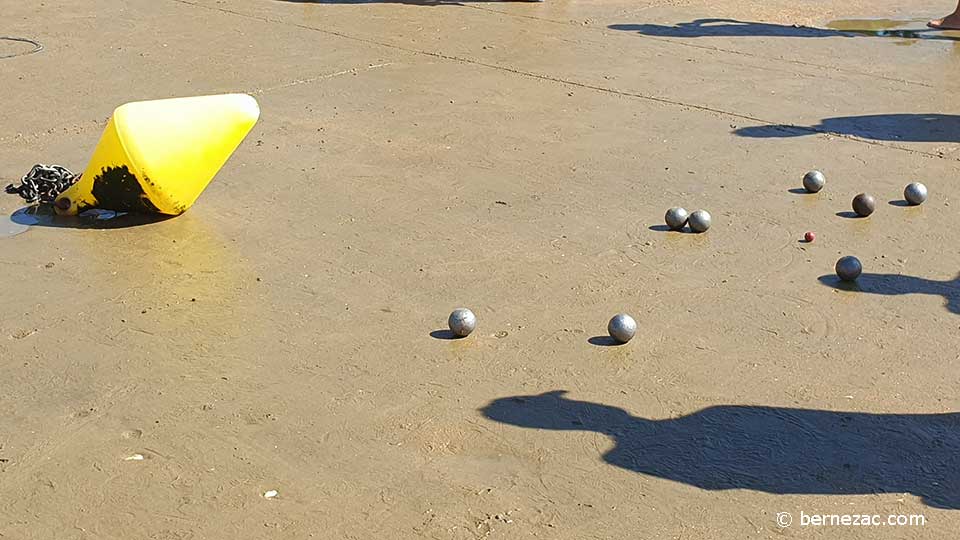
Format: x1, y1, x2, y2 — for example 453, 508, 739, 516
2, 1, 959, 538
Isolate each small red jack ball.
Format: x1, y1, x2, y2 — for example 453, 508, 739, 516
804, 231, 816, 243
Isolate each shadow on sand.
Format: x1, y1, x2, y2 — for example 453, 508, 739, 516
430, 329, 463, 340
735, 114, 960, 143
10, 205, 173, 230
818, 272, 960, 315
482, 390, 960, 509
608, 18, 960, 41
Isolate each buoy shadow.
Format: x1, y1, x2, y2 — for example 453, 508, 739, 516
10, 205, 174, 229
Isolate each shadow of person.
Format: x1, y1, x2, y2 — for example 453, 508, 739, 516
481, 390, 960, 509
608, 18, 960, 41
735, 114, 960, 143
609, 19, 844, 39
818, 273, 960, 315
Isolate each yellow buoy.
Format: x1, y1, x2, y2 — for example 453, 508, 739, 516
54, 94, 260, 216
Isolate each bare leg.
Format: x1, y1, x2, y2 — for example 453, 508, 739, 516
929, 2, 960, 29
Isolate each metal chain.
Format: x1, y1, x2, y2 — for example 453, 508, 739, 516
5, 164, 78, 205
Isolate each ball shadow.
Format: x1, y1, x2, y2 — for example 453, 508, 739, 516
787, 188, 811, 194
817, 274, 862, 291
836, 211, 865, 219
588, 336, 625, 347
430, 329, 462, 340
889, 200, 913, 207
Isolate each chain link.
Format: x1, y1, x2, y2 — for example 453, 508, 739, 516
5, 164, 78, 205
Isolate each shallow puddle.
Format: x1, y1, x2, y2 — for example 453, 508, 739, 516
2, 205, 152, 236
827, 18, 960, 41
1, 213, 30, 238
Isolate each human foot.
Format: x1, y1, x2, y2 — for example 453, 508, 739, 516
928, 13, 960, 29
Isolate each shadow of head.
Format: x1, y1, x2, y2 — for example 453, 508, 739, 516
480, 390, 636, 432
818, 273, 960, 314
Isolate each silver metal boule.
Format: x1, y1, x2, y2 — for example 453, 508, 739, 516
663, 206, 690, 231
904, 182, 928, 205
688, 210, 712, 233
835, 256, 862, 282
607, 314, 637, 344
665, 207, 689, 231
448, 308, 477, 337
803, 170, 825, 193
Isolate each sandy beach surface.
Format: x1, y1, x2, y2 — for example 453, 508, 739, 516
2, 1, 959, 538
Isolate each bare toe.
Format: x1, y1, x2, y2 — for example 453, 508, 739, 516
929, 14, 960, 29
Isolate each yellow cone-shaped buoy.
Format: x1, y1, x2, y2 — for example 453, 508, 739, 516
55, 94, 260, 216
